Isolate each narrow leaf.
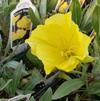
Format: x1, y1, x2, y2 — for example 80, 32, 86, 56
29, 97, 36, 101
52, 79, 84, 100
39, 0, 47, 18
70, 0, 82, 25
88, 80, 100, 96
6, 61, 25, 96
39, 88, 52, 101
47, 0, 58, 12
29, 7, 41, 27
0, 79, 12, 91
80, 1, 96, 32
23, 68, 44, 94
92, 5, 100, 41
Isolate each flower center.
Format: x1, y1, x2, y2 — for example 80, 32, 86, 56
61, 49, 75, 59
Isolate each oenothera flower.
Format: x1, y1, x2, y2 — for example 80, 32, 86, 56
26, 12, 93, 75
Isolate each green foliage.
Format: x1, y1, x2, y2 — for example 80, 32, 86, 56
52, 79, 84, 100
29, 7, 41, 27
92, 0, 100, 79
92, 3, 100, 42
4, 61, 27, 96
88, 80, 100, 96
0, 34, 2, 51
39, 0, 47, 18
22, 68, 44, 94
0, 1, 16, 36
0, 78, 12, 91
39, 88, 52, 101
80, 1, 96, 33
30, 96, 36, 101
70, 0, 82, 25
0, 0, 100, 101
47, 0, 58, 12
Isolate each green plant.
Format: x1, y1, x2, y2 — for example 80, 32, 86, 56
0, 0, 100, 101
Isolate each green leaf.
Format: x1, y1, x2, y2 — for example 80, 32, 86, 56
97, 0, 100, 5
47, 0, 58, 12
6, 61, 25, 96
0, 78, 6, 90
23, 68, 44, 94
70, 0, 82, 25
4, 3, 16, 14
81, 64, 88, 80
92, 4, 100, 41
0, 3, 16, 36
29, 7, 41, 27
58, 72, 72, 80
39, 88, 52, 101
29, 97, 36, 101
4, 61, 19, 69
88, 80, 100, 96
52, 79, 84, 100
92, 57, 100, 76
1, 0, 9, 7
80, 1, 96, 33
11, 61, 24, 93
8, 0, 17, 4
4, 60, 28, 75
0, 34, 2, 51
82, 56, 95, 63
39, 0, 47, 18
0, 79, 12, 91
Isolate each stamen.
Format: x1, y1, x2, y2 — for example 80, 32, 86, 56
61, 49, 75, 58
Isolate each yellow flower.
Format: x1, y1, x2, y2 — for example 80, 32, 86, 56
26, 12, 93, 75
59, 1, 68, 13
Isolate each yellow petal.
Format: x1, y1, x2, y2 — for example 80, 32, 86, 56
26, 24, 68, 50
45, 13, 88, 55
57, 56, 79, 72
69, 33, 91, 61
45, 12, 72, 30
31, 43, 66, 74
44, 63, 56, 75
59, 2, 68, 13
81, 33, 92, 57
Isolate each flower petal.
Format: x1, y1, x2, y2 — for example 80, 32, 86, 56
36, 43, 66, 74
57, 56, 79, 72
45, 12, 72, 30
26, 24, 69, 50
